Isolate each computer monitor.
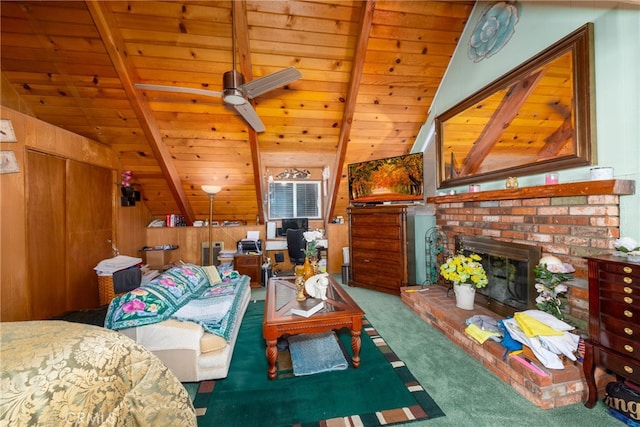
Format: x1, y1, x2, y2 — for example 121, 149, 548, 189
279, 218, 309, 236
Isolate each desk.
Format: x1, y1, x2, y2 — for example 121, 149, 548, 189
234, 253, 262, 288
266, 239, 329, 273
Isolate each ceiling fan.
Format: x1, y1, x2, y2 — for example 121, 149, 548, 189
133, 2, 301, 133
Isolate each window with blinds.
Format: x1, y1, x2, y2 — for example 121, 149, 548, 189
268, 181, 321, 219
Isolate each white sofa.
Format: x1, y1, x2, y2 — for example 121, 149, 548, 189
121, 283, 250, 382
105, 264, 252, 382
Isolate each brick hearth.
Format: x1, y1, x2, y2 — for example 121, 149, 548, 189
427, 179, 635, 329
401, 285, 614, 409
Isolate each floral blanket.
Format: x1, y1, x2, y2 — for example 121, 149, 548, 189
105, 264, 209, 331
0, 321, 196, 426
171, 276, 249, 341
105, 264, 249, 341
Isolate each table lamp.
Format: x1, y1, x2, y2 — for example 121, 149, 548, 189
202, 185, 222, 266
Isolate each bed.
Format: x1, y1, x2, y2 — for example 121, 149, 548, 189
0, 320, 196, 426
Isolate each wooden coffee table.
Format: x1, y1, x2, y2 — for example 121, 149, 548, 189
263, 275, 365, 380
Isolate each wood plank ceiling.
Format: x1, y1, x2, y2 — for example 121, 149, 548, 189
1, 0, 474, 224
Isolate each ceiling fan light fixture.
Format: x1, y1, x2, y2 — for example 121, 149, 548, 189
222, 70, 246, 105
223, 88, 246, 105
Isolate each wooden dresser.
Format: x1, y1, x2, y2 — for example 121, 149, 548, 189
347, 205, 409, 295
583, 254, 640, 408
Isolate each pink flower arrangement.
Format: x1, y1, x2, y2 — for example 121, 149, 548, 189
121, 170, 132, 187
534, 256, 575, 320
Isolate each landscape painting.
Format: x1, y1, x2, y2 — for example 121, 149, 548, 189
348, 153, 424, 204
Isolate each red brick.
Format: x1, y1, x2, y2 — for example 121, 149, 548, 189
552, 216, 589, 225
588, 195, 619, 204
511, 207, 537, 215
523, 198, 551, 206
570, 205, 619, 216
571, 286, 589, 300
538, 206, 569, 215
538, 225, 571, 234
590, 216, 620, 227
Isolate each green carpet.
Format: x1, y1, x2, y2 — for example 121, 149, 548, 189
187, 299, 444, 426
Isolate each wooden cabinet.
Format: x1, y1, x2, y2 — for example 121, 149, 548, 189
235, 253, 262, 288
347, 206, 409, 295
583, 254, 640, 408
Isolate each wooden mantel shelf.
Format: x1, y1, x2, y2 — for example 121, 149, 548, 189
427, 179, 635, 204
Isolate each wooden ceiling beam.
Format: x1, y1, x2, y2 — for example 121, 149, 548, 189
327, 0, 376, 220
85, 0, 195, 224
235, 0, 264, 225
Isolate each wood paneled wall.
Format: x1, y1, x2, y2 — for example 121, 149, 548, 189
145, 221, 348, 274
1, 107, 118, 321
0, 106, 350, 321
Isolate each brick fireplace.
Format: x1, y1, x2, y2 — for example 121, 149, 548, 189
402, 179, 635, 408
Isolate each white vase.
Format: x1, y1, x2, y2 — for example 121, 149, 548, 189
453, 283, 476, 310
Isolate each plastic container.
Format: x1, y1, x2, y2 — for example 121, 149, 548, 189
342, 247, 350, 264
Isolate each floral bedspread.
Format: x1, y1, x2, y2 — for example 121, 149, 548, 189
0, 321, 196, 426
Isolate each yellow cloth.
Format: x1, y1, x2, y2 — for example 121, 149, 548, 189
514, 312, 563, 337
465, 323, 501, 344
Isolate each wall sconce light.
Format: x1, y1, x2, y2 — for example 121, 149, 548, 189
202, 185, 222, 266
120, 170, 140, 206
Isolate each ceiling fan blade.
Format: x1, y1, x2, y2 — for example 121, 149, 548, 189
241, 67, 302, 99
134, 83, 222, 98
233, 103, 265, 132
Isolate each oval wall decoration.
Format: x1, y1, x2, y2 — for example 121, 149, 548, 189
468, 1, 520, 63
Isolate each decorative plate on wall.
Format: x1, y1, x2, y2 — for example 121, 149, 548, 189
468, 1, 520, 63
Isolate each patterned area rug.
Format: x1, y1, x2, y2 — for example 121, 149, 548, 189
187, 301, 444, 426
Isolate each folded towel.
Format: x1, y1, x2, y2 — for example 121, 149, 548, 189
465, 324, 501, 344
514, 312, 563, 337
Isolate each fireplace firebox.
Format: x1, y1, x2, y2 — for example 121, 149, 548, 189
455, 236, 541, 318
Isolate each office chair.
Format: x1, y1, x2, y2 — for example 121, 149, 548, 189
286, 228, 307, 265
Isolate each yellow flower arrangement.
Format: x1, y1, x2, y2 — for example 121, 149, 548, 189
440, 252, 488, 288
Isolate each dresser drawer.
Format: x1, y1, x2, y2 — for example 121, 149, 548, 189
351, 269, 404, 291
600, 288, 640, 308
599, 331, 640, 362
600, 300, 640, 323
601, 314, 640, 343
599, 270, 640, 289
351, 248, 403, 264
599, 262, 640, 278
235, 255, 260, 267
351, 237, 403, 252
351, 226, 401, 241
350, 212, 403, 227
594, 345, 640, 384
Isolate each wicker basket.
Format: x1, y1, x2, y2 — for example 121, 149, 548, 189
97, 275, 126, 306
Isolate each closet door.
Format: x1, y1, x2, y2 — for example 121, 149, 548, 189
66, 160, 112, 309
27, 151, 66, 319
27, 151, 113, 318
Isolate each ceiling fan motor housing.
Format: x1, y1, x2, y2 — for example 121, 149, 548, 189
223, 70, 246, 105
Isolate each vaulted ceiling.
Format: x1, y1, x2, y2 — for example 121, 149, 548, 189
0, 0, 474, 224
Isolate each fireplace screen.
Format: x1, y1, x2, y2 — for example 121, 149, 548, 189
455, 236, 541, 317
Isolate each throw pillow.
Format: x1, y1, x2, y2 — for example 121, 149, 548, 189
202, 265, 223, 285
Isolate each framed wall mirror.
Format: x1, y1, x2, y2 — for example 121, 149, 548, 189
436, 23, 595, 188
